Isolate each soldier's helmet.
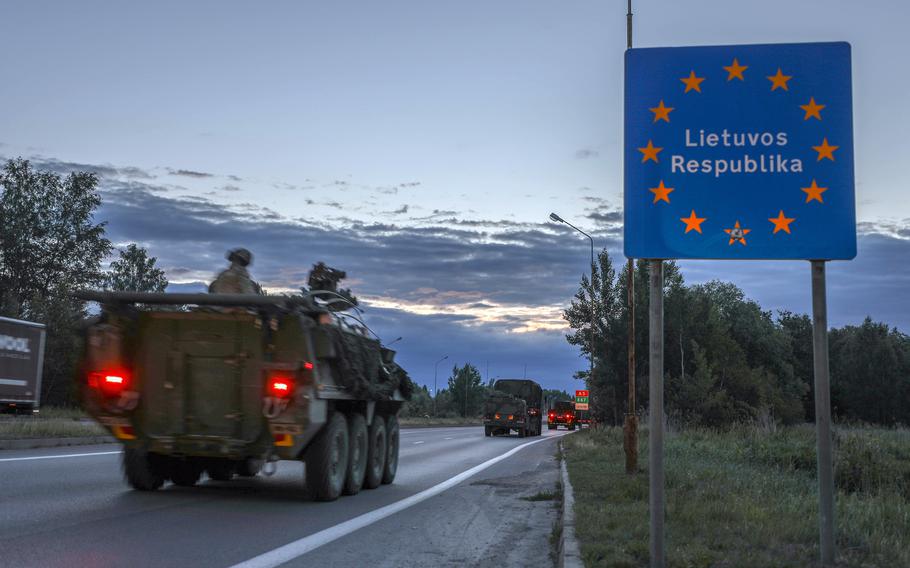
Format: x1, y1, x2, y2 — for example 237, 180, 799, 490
226, 248, 253, 267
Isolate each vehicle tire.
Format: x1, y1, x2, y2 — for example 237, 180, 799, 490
382, 415, 400, 485
363, 415, 387, 490
548, 424, 556, 431
306, 411, 350, 502
122, 447, 166, 491
343, 412, 368, 495
171, 459, 204, 486
236, 458, 262, 477
518, 427, 526, 438
206, 459, 235, 481
484, 426, 492, 437
568, 424, 576, 431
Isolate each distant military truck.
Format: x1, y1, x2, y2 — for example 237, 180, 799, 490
0, 316, 46, 415
482, 379, 542, 437
76, 290, 413, 502
548, 400, 576, 430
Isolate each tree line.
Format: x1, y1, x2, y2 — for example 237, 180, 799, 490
0, 159, 168, 405
400, 362, 573, 418
564, 251, 910, 427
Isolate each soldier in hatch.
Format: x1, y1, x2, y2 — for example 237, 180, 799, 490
209, 248, 262, 294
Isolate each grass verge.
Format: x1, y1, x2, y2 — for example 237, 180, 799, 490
564, 426, 909, 567
0, 407, 106, 439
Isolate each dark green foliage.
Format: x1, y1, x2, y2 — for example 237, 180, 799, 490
564, 250, 909, 427
0, 158, 112, 405
446, 363, 485, 418
829, 318, 910, 426
103, 244, 168, 292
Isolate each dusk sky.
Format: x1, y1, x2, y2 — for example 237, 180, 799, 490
2, 0, 908, 393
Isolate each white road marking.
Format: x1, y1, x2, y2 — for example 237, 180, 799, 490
412, 441, 424, 445
444, 437, 454, 440
0, 450, 121, 463
230, 432, 566, 568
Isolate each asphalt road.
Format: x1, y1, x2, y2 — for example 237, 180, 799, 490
0, 427, 569, 567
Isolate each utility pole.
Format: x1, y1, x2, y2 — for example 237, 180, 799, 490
623, 0, 639, 476
433, 355, 448, 416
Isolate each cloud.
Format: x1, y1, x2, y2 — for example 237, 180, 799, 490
221, 185, 242, 192
575, 148, 599, 159
26, 156, 155, 179
169, 168, 214, 178
392, 205, 409, 214
22, 154, 909, 393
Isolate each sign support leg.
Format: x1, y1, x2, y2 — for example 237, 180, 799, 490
811, 260, 835, 565
648, 259, 665, 568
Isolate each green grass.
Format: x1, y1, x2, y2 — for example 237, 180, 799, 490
525, 489, 560, 502
564, 426, 910, 567
0, 407, 106, 439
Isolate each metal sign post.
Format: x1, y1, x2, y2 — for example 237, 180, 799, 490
648, 260, 665, 568
811, 260, 835, 563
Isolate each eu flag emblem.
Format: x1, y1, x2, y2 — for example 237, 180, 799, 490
624, 42, 855, 260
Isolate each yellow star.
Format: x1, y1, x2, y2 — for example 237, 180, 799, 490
800, 97, 825, 120
649, 100, 674, 123
637, 140, 663, 163
812, 138, 839, 161
649, 180, 674, 204
680, 210, 706, 234
680, 70, 705, 93
767, 68, 792, 91
723, 58, 748, 81
801, 179, 829, 203
724, 220, 751, 246
769, 210, 796, 234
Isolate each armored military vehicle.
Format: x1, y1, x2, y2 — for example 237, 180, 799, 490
482, 379, 542, 437
76, 284, 412, 502
548, 400, 576, 430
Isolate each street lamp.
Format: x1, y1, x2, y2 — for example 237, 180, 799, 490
433, 355, 448, 416
549, 212, 595, 381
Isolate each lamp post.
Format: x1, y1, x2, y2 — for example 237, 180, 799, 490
549, 212, 595, 381
433, 355, 448, 416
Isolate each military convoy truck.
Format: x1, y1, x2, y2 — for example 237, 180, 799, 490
76, 289, 412, 502
482, 379, 542, 437
0, 316, 46, 414
547, 400, 576, 430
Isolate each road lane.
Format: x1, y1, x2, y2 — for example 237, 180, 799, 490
0, 427, 566, 567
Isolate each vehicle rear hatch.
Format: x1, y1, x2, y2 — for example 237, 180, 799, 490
134, 312, 265, 450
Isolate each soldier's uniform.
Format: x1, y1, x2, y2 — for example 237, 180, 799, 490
209, 248, 260, 294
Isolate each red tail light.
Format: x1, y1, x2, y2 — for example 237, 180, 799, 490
89, 371, 130, 397
267, 375, 294, 398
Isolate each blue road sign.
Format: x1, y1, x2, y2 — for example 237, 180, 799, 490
624, 42, 855, 260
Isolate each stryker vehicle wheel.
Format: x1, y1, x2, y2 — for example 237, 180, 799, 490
518, 427, 526, 438
484, 426, 492, 437
123, 447, 166, 491
363, 415, 387, 490
206, 459, 235, 481
382, 415, 399, 484
171, 459, 203, 486
343, 412, 368, 495
306, 411, 349, 502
